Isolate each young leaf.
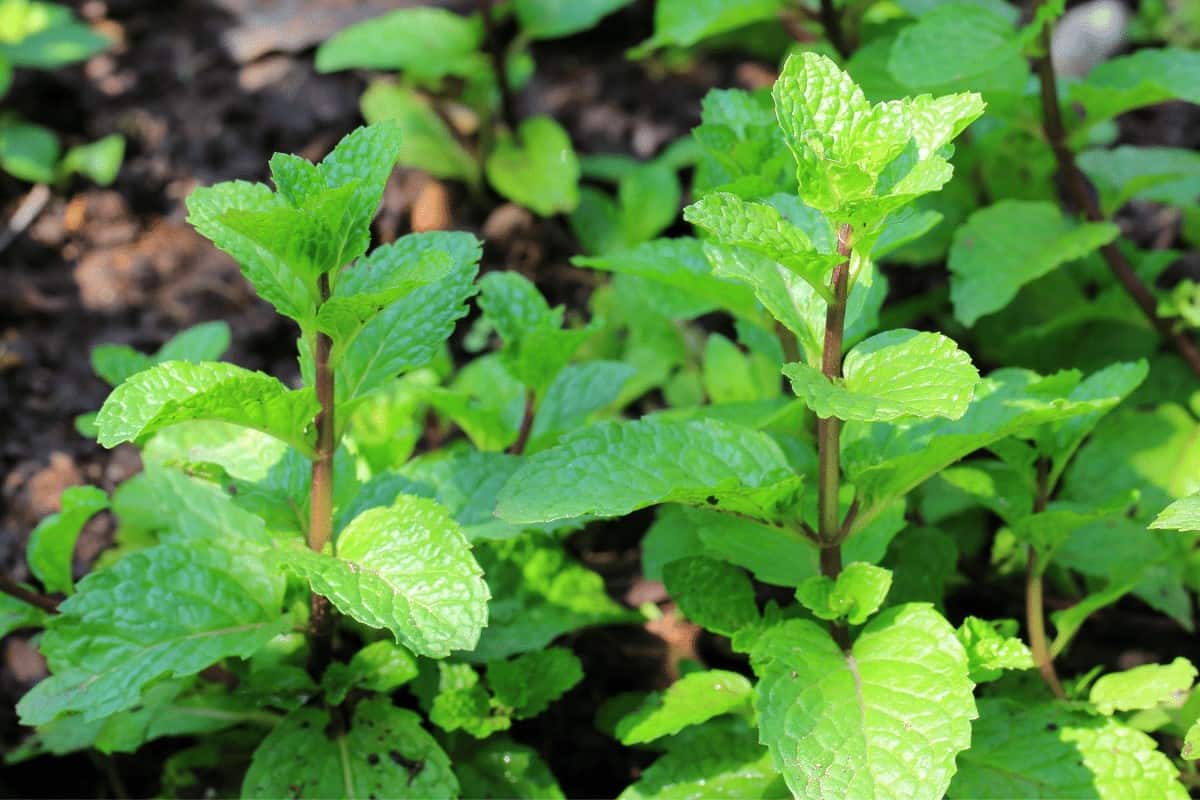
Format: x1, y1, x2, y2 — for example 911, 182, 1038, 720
948, 201, 1120, 326
485, 116, 580, 217
360, 82, 479, 184
487, 647, 583, 718
242, 699, 458, 799
1089, 658, 1197, 715
18, 542, 289, 726
321, 640, 419, 705
95, 361, 319, 457
795, 562, 892, 626
950, 699, 1187, 798
315, 6, 485, 82
751, 605, 975, 800
955, 616, 1033, 683
783, 329, 978, 422
496, 418, 803, 524
1150, 493, 1200, 532
614, 669, 752, 744
278, 496, 488, 658
26, 485, 108, 595
663, 556, 759, 637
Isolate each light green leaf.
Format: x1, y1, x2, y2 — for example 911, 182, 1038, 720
485, 116, 580, 216
949, 699, 1187, 799
0, 116, 57, 182
949, 201, 1119, 326
955, 616, 1032, 683
279, 496, 487, 658
487, 647, 583, 718
515, 0, 633, 39
631, 0, 784, 55
572, 238, 763, 322
58, 133, 123, 185
496, 418, 803, 524
887, 3, 1026, 95
0, 15, 109, 68
320, 640, 418, 705
663, 556, 758, 637
752, 605, 975, 800
1090, 658, 1197, 715
26, 485, 108, 595
455, 737, 565, 799
1072, 48, 1200, 126
17, 542, 289, 726
615, 669, 753, 744
315, 7, 484, 82
684, 192, 842, 300
617, 162, 682, 246
618, 717, 787, 800
1151, 493, 1200, 532
0, 591, 47, 639
336, 233, 480, 405
528, 361, 635, 451
91, 320, 231, 387
242, 698, 458, 799
360, 82, 479, 183
1077, 146, 1200, 216
784, 329, 978, 422
95, 361, 319, 456
796, 562, 892, 626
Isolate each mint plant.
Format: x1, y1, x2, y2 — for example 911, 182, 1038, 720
0, 0, 123, 184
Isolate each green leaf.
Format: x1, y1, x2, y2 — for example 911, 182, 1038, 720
0, 116, 58, 182
684, 192, 842, 300
0, 15, 109, 68
242, 698, 458, 799
95, 361, 319, 456
631, 0, 784, 54
887, 3, 1027, 96
615, 669, 753, 744
955, 616, 1032, 683
527, 361, 636, 451
617, 162, 682, 246
279, 496, 488, 658
784, 329, 978, 422
336, 233, 480, 405
496, 418, 803, 524
663, 556, 758, 637
949, 699, 1187, 799
1090, 658, 1197, 715
360, 82, 479, 183
796, 562, 892, 626
1071, 48, 1200, 126
1077, 146, 1200, 216
58, 133, 123, 185
428, 662, 511, 738
1151, 493, 1200, 532
455, 737, 565, 799
487, 647, 583, 717
17, 542, 288, 725
618, 717, 786, 799
0, 591, 47, 639
948, 201, 1120, 326
315, 7, 484, 82
321, 640, 418, 705
515, 0, 634, 39
752, 605, 975, 800
26, 485, 108, 595
91, 321, 231, 387
572, 238, 763, 322
485, 116, 580, 216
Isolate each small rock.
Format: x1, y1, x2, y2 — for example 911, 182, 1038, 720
411, 178, 452, 233
1051, 0, 1129, 78
21, 452, 82, 524
4, 638, 47, 684
482, 202, 534, 243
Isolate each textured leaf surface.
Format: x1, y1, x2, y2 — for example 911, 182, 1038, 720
18, 542, 288, 725
279, 496, 488, 658
752, 604, 975, 800
26, 485, 108, 595
321, 640, 418, 704
615, 670, 753, 744
91, 321, 231, 387
796, 562, 892, 626
1151, 493, 1200, 532
242, 698, 458, 799
949, 200, 1119, 325
1090, 658, 1197, 715
498, 418, 801, 523
784, 329, 978, 422
96, 361, 318, 456
663, 557, 758, 637
949, 699, 1187, 799
955, 617, 1032, 683
488, 648, 583, 718
485, 116, 580, 216
315, 7, 484, 80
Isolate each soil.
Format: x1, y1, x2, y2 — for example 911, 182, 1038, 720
1, 0, 1198, 797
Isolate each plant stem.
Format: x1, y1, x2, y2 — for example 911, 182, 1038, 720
1032, 16, 1200, 379
1026, 459, 1066, 699
0, 574, 59, 613
509, 389, 536, 455
478, 0, 518, 132
307, 274, 336, 678
819, 0, 849, 59
818, 224, 853, 650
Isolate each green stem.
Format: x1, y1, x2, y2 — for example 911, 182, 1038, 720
307, 273, 336, 679
818, 224, 853, 650
1026, 459, 1065, 699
